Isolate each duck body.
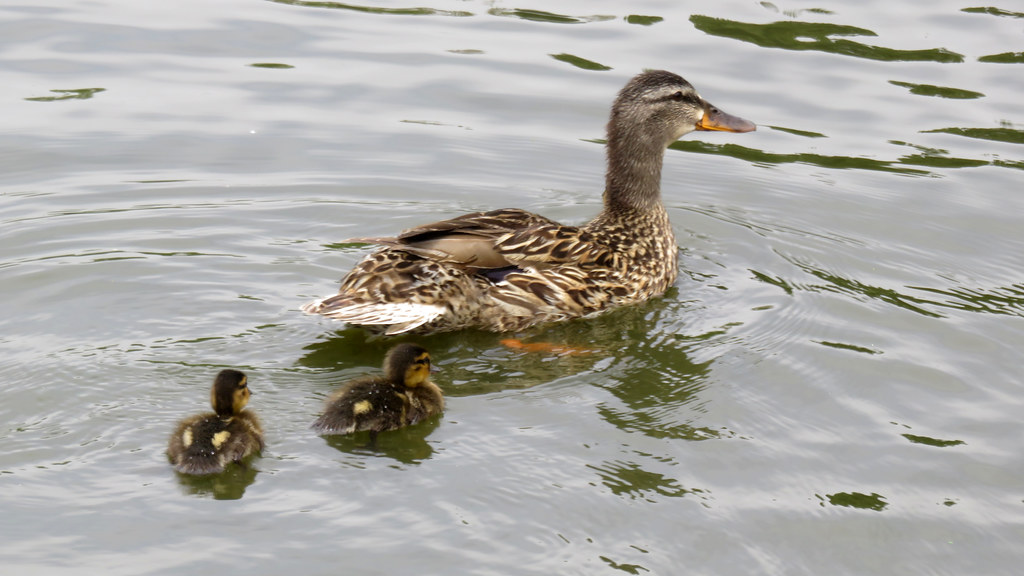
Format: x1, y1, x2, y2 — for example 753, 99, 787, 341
168, 412, 264, 475
303, 70, 755, 334
167, 369, 264, 475
312, 343, 444, 437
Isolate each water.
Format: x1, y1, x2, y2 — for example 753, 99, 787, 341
2, 0, 1022, 574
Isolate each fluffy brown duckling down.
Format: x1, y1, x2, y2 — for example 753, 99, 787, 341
312, 343, 444, 441
167, 369, 264, 475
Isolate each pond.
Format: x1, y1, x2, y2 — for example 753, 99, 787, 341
1, 0, 1022, 574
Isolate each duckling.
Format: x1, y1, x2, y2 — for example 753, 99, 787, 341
312, 343, 444, 441
302, 70, 755, 334
167, 369, 264, 475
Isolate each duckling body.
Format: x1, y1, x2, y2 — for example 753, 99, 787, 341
312, 343, 444, 438
302, 70, 755, 334
167, 369, 264, 475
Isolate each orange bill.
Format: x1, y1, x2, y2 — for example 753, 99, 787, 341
696, 103, 756, 133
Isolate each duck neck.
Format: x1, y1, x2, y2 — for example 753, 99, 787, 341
602, 128, 667, 214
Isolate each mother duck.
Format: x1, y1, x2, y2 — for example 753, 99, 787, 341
302, 70, 755, 334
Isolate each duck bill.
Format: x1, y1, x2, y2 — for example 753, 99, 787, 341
696, 103, 756, 133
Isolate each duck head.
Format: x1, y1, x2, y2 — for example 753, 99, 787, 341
609, 69, 755, 148
210, 369, 250, 416
384, 343, 435, 388
604, 70, 755, 211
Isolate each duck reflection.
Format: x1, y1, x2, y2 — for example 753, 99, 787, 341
320, 417, 441, 465
173, 463, 258, 500
296, 325, 603, 395
588, 459, 711, 504
301, 293, 724, 442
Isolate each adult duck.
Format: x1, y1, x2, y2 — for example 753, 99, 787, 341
302, 70, 755, 334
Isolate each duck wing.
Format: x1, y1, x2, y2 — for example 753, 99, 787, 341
494, 224, 619, 270
349, 208, 564, 269
354, 208, 618, 272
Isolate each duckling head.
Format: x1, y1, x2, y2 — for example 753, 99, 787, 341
609, 70, 755, 150
383, 343, 434, 388
209, 369, 250, 417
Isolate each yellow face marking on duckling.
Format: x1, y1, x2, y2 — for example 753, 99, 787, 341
182, 428, 193, 448
211, 430, 231, 449
353, 400, 373, 415
403, 352, 433, 388
232, 376, 251, 414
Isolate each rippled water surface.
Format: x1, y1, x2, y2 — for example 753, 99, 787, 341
2, 0, 1023, 574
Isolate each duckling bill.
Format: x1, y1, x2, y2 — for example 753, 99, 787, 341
167, 369, 264, 475
312, 343, 444, 442
302, 70, 755, 334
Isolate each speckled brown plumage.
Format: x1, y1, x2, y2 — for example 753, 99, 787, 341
302, 70, 755, 334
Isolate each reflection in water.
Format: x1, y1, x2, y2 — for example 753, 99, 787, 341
297, 322, 609, 395
550, 53, 613, 71
500, 338, 598, 356
297, 329, 401, 372
669, 137, 1022, 176
300, 298, 723, 441
978, 52, 1024, 63
901, 433, 964, 448
174, 463, 258, 500
588, 459, 710, 504
536, 299, 728, 441
302, 294, 727, 444
888, 81, 984, 100
321, 417, 440, 465
774, 257, 1024, 319
669, 140, 930, 176
269, 0, 471, 16
248, 62, 295, 69
24, 88, 106, 102
690, 15, 963, 63
907, 283, 1024, 317
487, 8, 614, 24
593, 344, 722, 442
923, 126, 1024, 145
814, 340, 881, 355
599, 556, 648, 575
625, 14, 663, 26
961, 7, 1024, 18
896, 148, 988, 169
819, 491, 888, 511
769, 126, 827, 138
787, 261, 945, 317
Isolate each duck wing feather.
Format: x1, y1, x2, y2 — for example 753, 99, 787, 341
352, 208, 619, 272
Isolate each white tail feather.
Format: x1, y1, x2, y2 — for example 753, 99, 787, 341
302, 299, 445, 334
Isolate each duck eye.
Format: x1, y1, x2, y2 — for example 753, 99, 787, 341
672, 91, 685, 100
